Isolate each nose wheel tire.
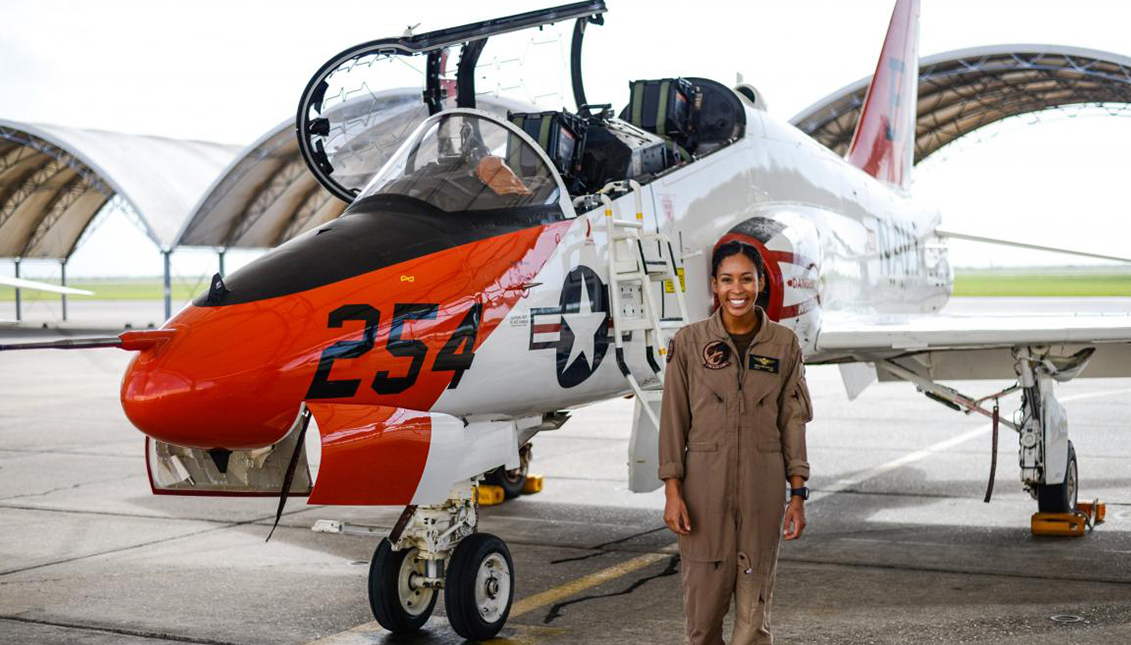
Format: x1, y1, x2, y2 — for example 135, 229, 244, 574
444, 532, 514, 641
1037, 441, 1078, 513
368, 539, 437, 634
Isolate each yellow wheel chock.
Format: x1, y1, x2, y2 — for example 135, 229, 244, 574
477, 484, 506, 506
522, 474, 544, 495
1031, 500, 1105, 537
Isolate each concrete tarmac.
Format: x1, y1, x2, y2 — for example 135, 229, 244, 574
1, 298, 1129, 644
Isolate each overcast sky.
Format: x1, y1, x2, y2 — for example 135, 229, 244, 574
3, 0, 1131, 278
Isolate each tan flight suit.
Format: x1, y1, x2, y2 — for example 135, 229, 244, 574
659, 307, 812, 645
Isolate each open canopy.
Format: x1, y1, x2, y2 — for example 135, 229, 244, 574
295, 1, 607, 203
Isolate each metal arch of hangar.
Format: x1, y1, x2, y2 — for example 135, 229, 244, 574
790, 44, 1131, 164
0, 120, 237, 321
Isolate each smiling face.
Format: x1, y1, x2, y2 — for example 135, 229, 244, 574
711, 252, 760, 319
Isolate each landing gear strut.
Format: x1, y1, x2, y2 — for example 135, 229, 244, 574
365, 479, 515, 640
878, 345, 1094, 515
485, 442, 532, 499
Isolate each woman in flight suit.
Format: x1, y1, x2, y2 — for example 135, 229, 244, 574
659, 240, 813, 645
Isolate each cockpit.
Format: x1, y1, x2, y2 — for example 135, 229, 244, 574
295, 1, 748, 212
352, 113, 562, 219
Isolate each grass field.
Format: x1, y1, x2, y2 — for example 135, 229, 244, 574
952, 269, 1131, 297
3, 269, 1131, 300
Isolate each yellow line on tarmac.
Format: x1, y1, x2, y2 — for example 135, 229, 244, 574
509, 550, 671, 618
305, 546, 676, 645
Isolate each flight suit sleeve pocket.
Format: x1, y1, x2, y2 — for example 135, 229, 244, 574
795, 377, 813, 422
687, 441, 718, 452
756, 440, 781, 453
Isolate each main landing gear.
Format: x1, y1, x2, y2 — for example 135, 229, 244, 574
877, 345, 1095, 520
367, 480, 515, 640
485, 442, 533, 499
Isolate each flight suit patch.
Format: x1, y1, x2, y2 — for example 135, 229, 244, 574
666, 338, 675, 363
702, 341, 731, 370
748, 355, 780, 373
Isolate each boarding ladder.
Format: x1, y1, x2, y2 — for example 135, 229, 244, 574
600, 180, 690, 431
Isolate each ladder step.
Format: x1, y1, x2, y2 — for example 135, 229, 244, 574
615, 318, 654, 332
608, 219, 644, 229
659, 319, 685, 329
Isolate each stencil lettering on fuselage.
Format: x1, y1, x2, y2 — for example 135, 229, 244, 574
528, 265, 612, 388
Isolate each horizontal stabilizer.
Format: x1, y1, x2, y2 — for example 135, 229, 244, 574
935, 228, 1131, 263
0, 275, 94, 296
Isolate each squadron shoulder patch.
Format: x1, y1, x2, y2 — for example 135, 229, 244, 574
702, 341, 731, 370
666, 338, 675, 363
748, 354, 780, 373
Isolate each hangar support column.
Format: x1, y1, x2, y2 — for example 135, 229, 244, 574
13, 258, 21, 323
60, 259, 67, 322
163, 250, 172, 321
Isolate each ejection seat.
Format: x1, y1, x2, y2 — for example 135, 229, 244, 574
620, 76, 747, 156
507, 110, 589, 194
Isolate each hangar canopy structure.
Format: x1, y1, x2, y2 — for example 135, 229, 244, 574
175, 118, 346, 256
791, 44, 1131, 165
0, 120, 238, 319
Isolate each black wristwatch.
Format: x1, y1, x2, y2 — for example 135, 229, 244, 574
789, 486, 809, 501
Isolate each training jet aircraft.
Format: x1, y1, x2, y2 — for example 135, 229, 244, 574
5, 0, 1131, 639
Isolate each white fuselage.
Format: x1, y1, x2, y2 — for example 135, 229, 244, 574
435, 103, 952, 418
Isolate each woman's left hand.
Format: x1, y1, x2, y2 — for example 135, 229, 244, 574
783, 498, 806, 540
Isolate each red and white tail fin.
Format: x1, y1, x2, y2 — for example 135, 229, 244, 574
845, 0, 921, 189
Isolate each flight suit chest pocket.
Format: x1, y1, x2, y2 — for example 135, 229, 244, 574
688, 368, 729, 442
683, 441, 725, 514
742, 370, 780, 433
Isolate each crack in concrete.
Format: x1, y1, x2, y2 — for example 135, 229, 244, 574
542, 554, 680, 624
0, 473, 140, 501
0, 508, 309, 577
550, 525, 668, 564
0, 447, 141, 460
0, 502, 271, 525
777, 555, 1131, 587
0, 615, 245, 645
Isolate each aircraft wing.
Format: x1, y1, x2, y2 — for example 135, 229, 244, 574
814, 310, 1131, 386
0, 275, 93, 296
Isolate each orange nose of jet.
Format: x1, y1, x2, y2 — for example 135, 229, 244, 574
120, 305, 306, 451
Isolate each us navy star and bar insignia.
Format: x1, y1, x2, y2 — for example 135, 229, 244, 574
748, 354, 780, 373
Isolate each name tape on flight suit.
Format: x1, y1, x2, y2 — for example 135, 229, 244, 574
748, 355, 780, 373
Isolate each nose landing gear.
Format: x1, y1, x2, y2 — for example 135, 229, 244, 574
364, 479, 516, 640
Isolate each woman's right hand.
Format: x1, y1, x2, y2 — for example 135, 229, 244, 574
663, 480, 691, 535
